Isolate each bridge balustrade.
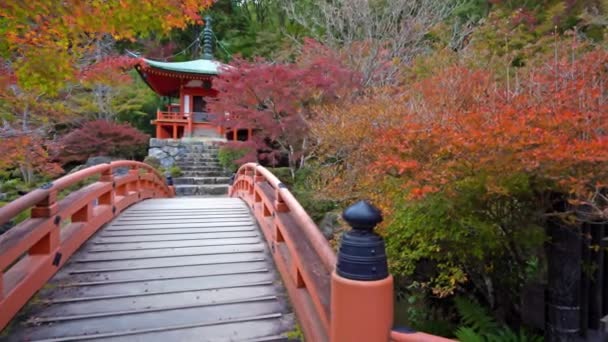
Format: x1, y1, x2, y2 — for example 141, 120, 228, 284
0, 161, 174, 329
230, 163, 335, 342
230, 163, 453, 342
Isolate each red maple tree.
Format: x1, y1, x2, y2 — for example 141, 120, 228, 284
54, 120, 149, 165
371, 49, 608, 202
0, 133, 63, 185
209, 39, 360, 177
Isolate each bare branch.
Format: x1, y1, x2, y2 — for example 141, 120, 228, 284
282, 0, 461, 86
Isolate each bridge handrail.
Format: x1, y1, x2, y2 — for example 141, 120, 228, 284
230, 163, 336, 341
244, 164, 336, 270
0, 160, 174, 330
232, 163, 455, 342
0, 161, 166, 227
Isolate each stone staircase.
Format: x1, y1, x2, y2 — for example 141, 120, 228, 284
172, 144, 232, 196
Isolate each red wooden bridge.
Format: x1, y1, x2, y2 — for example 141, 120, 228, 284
0, 161, 448, 341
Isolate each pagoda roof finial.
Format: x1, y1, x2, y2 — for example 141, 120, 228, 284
202, 16, 214, 60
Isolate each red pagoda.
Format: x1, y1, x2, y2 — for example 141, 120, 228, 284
134, 17, 251, 141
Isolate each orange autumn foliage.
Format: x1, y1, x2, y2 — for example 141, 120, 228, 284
1, 0, 215, 92
315, 48, 608, 208
309, 47, 608, 301
0, 134, 63, 184
375, 50, 608, 201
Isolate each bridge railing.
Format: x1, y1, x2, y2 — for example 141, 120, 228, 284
0, 161, 174, 329
230, 163, 335, 341
231, 163, 454, 342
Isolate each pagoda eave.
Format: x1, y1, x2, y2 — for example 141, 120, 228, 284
135, 63, 216, 97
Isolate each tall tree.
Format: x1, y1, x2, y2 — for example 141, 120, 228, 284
0, 0, 215, 93
282, 0, 460, 86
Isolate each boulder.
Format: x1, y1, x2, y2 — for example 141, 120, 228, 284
319, 212, 341, 240
86, 156, 112, 166
165, 146, 181, 157
149, 138, 166, 148
113, 167, 130, 176
159, 157, 174, 168
148, 148, 168, 160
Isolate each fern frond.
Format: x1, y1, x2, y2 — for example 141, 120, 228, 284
455, 327, 486, 342
454, 297, 500, 333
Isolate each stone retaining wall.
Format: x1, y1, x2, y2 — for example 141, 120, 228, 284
147, 138, 224, 168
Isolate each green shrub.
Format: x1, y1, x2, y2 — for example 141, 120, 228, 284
394, 284, 457, 337
266, 167, 292, 184
1, 178, 27, 194
58, 175, 100, 200
217, 144, 255, 172
13, 208, 32, 225
384, 173, 546, 318
265, 166, 337, 223
169, 166, 182, 177
291, 166, 337, 223
143, 156, 161, 169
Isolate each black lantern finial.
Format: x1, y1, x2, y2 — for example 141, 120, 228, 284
336, 200, 388, 281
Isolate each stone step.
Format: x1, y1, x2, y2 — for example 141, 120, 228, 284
176, 154, 219, 160
179, 150, 219, 153
175, 158, 220, 165
181, 147, 218, 150
181, 145, 220, 150
175, 184, 229, 196
176, 161, 220, 166
173, 177, 232, 185
182, 170, 232, 177
180, 149, 219, 153
177, 166, 224, 172
175, 161, 222, 166
176, 163, 221, 167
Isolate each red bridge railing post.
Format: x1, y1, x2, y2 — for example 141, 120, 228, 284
29, 188, 61, 256
274, 187, 289, 213
30, 189, 58, 219
331, 200, 394, 342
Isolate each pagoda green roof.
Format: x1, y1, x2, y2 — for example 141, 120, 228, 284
142, 58, 223, 75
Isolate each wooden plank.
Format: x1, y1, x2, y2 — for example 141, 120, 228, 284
6, 198, 295, 342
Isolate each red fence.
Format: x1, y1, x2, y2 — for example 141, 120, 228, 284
0, 161, 174, 329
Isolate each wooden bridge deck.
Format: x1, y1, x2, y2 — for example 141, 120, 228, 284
5, 198, 295, 342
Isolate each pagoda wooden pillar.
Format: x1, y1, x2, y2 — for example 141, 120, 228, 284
172, 124, 178, 139
156, 124, 162, 139
248, 128, 253, 141
187, 116, 193, 138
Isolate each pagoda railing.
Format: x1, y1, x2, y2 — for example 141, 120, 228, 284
156, 111, 215, 122
0, 161, 174, 329
157, 111, 187, 121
